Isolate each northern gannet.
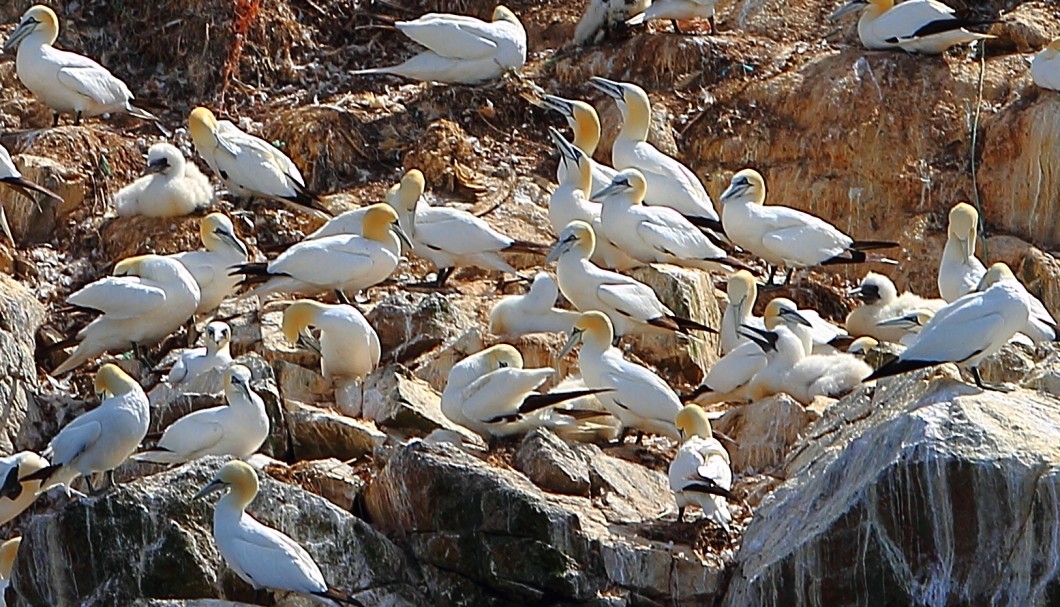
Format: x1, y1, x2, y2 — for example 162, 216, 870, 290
627, 0, 719, 34
0, 142, 63, 245
0, 452, 48, 524
720, 271, 763, 354
575, 0, 650, 46
0, 536, 20, 605
547, 220, 716, 337
352, 6, 526, 84
1032, 38, 1060, 92
166, 321, 234, 384
875, 309, 934, 346
23, 364, 149, 494
282, 300, 380, 384
847, 336, 880, 356
114, 143, 215, 218
4, 6, 159, 126
829, 0, 994, 54
846, 272, 946, 342
195, 461, 363, 606
188, 107, 328, 218
169, 213, 248, 315
560, 311, 682, 441
589, 77, 720, 227
719, 169, 897, 285
136, 365, 268, 464
52, 255, 201, 376
938, 202, 986, 303
866, 263, 1031, 391
232, 203, 410, 299
541, 95, 617, 193
670, 404, 733, 528
685, 339, 766, 405
488, 272, 580, 336
741, 325, 872, 404
976, 262, 1057, 343
763, 297, 849, 354
595, 168, 740, 272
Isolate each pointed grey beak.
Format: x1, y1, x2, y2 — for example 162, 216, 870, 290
193, 478, 227, 500
719, 181, 748, 203
589, 77, 625, 100
216, 228, 249, 257
391, 224, 414, 250
558, 329, 583, 359
876, 314, 917, 329
541, 94, 575, 118
590, 181, 626, 201
959, 236, 974, 261
829, 0, 865, 20
546, 236, 574, 264
548, 127, 579, 164
780, 308, 813, 327
3, 19, 37, 54
846, 286, 863, 297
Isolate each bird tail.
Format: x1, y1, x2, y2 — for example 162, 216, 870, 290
313, 588, 366, 607
506, 240, 549, 254
681, 384, 713, 402
820, 248, 898, 267
850, 240, 899, 252
51, 344, 91, 377
518, 388, 613, 415
19, 463, 62, 485
683, 215, 726, 236
127, 104, 160, 122
351, 67, 391, 77
2, 176, 63, 205
672, 315, 718, 335
230, 262, 282, 287
626, 12, 647, 26
283, 180, 332, 219
863, 357, 936, 383
828, 334, 857, 350
131, 447, 182, 465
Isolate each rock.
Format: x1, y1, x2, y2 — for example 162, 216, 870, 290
515, 429, 592, 496
134, 601, 258, 607
273, 360, 332, 406
0, 154, 79, 244
273, 458, 367, 512
260, 309, 318, 370
712, 394, 821, 474
412, 327, 485, 393
723, 370, 1060, 606
345, 364, 477, 441
0, 274, 45, 454
367, 292, 474, 364
287, 402, 387, 461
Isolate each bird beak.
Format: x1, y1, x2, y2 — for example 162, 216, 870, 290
589, 77, 624, 100
829, 0, 864, 20
780, 308, 813, 327
558, 329, 583, 359
875, 314, 913, 329
846, 286, 864, 298
546, 236, 574, 264
193, 478, 227, 500
719, 181, 747, 203
4, 19, 36, 54
391, 224, 414, 250
144, 157, 169, 176
216, 228, 249, 257
738, 324, 778, 352
541, 94, 575, 118
548, 127, 579, 165
590, 181, 625, 201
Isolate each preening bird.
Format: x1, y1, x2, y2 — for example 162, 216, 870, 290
168, 213, 248, 315
938, 202, 986, 303
114, 143, 215, 218
845, 272, 945, 343
669, 404, 734, 528
574, 0, 650, 46
720, 271, 763, 354
166, 321, 234, 385
829, 0, 994, 54
488, 272, 580, 337
541, 95, 618, 193
0, 452, 49, 525
282, 300, 380, 385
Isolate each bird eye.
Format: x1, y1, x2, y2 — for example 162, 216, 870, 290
498, 361, 509, 368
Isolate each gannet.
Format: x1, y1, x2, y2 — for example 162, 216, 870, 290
720, 271, 763, 354
589, 77, 720, 226
114, 143, 215, 218
195, 461, 363, 606
976, 262, 1057, 343
352, 6, 526, 84
829, 0, 994, 54
670, 404, 733, 528
283, 300, 380, 384
0, 452, 48, 525
938, 202, 986, 303
686, 339, 766, 405
541, 95, 617, 192
847, 336, 879, 356
4, 6, 159, 126
441, 344, 608, 440
560, 311, 682, 441
547, 220, 715, 337
742, 325, 872, 404
876, 309, 934, 346
846, 272, 946, 342
574, 0, 650, 46
741, 325, 806, 401
547, 128, 641, 270
1032, 38, 1060, 92
0, 536, 20, 605
135, 365, 268, 465
866, 263, 1031, 391
169, 213, 248, 315
53, 255, 201, 376
232, 203, 409, 299
627, 0, 719, 34
23, 364, 149, 494
719, 169, 897, 285
188, 107, 328, 218
166, 321, 234, 384
763, 297, 849, 354
0, 142, 63, 244
488, 272, 580, 336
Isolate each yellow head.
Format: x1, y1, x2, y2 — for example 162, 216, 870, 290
188, 107, 220, 151
94, 364, 140, 398
720, 169, 766, 206
5, 5, 59, 50
727, 270, 757, 309
388, 169, 425, 213
847, 336, 878, 355
0, 536, 21, 580
362, 203, 403, 242
589, 77, 651, 141
593, 169, 648, 206
675, 404, 712, 441
492, 5, 520, 25
200, 213, 247, 256
282, 300, 325, 343
113, 254, 154, 277
565, 310, 614, 352
763, 297, 813, 331
484, 344, 524, 371
1049, 37, 1060, 54
548, 220, 596, 263
979, 262, 1015, 289
193, 460, 259, 509
570, 101, 602, 154
948, 202, 979, 239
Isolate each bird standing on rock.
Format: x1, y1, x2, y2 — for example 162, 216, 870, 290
669, 404, 734, 528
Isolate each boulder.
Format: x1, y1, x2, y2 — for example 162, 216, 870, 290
515, 429, 592, 496
269, 458, 367, 512
0, 274, 46, 453
712, 394, 821, 474
368, 292, 474, 364
287, 402, 387, 461
345, 365, 476, 441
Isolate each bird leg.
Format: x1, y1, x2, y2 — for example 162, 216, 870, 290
616, 427, 630, 444
73, 111, 83, 127
677, 506, 686, 523
133, 342, 153, 369
106, 469, 117, 492
52, 113, 61, 128
334, 289, 352, 305
83, 475, 97, 496
435, 267, 454, 288
671, 19, 683, 34
186, 318, 199, 348
971, 367, 1014, 393
709, 16, 717, 34
635, 431, 645, 445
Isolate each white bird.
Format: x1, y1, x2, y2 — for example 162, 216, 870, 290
352, 6, 526, 84
3, 5, 158, 126
866, 263, 1032, 391
488, 272, 580, 337
0, 452, 48, 525
232, 203, 409, 300
829, 0, 994, 54
169, 213, 248, 315
0, 142, 63, 245
686, 338, 767, 405
0, 536, 20, 607
114, 143, 215, 218
23, 364, 149, 494
560, 311, 682, 441
135, 365, 268, 465
741, 325, 872, 404
628, 0, 719, 34
188, 107, 328, 218
53, 255, 201, 376
540, 95, 618, 193
763, 297, 849, 354
847, 336, 880, 356
547, 220, 715, 337
845, 272, 946, 343
194, 461, 362, 606
875, 309, 934, 346
719, 169, 897, 286
166, 321, 234, 385
938, 202, 986, 303
589, 77, 720, 226
1032, 38, 1060, 92
974, 263, 1057, 343
669, 404, 733, 528
282, 300, 380, 384
574, 0, 650, 46
720, 270, 763, 354
594, 168, 740, 272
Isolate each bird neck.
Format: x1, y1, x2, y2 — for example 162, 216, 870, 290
618, 97, 651, 143
571, 115, 600, 155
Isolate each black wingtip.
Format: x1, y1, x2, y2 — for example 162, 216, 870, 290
682, 384, 712, 402
0, 465, 22, 500
684, 215, 726, 236
683, 479, 737, 501
864, 357, 937, 383
674, 316, 718, 334
518, 388, 613, 415
20, 463, 61, 484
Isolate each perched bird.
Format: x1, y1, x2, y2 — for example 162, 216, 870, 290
0, 536, 21, 607
685, 339, 767, 405
0, 142, 63, 245
489, 272, 580, 337
23, 364, 149, 494
168, 213, 248, 315
938, 202, 986, 303
541, 95, 617, 193
669, 404, 734, 528
352, 6, 526, 84
719, 169, 897, 286
829, 0, 994, 54
560, 311, 682, 441
974, 263, 1057, 344
627, 0, 720, 35
847, 336, 880, 356
574, 0, 649, 46
1032, 38, 1060, 92
52, 255, 201, 376
720, 271, 763, 354
114, 143, 215, 218
865, 263, 1032, 391
875, 309, 935, 346
845, 272, 945, 343
741, 325, 872, 404
548, 220, 715, 337
763, 297, 849, 354
195, 461, 363, 606
232, 203, 409, 300
589, 78, 720, 227
135, 365, 269, 465
166, 321, 234, 385
282, 300, 380, 385
188, 107, 328, 218
0, 452, 49, 525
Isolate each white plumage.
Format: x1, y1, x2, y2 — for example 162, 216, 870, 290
114, 143, 215, 218
688, 340, 767, 405
720, 271, 763, 354
829, 0, 993, 54
541, 95, 618, 195
167, 321, 234, 384
0, 452, 48, 525
575, 0, 650, 46
846, 272, 946, 343
628, 0, 719, 34
763, 297, 848, 355
938, 202, 986, 303
741, 325, 871, 404
669, 405, 733, 528
0, 536, 21, 607
489, 272, 580, 337
1032, 39, 1060, 92
169, 213, 248, 315
282, 300, 380, 383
